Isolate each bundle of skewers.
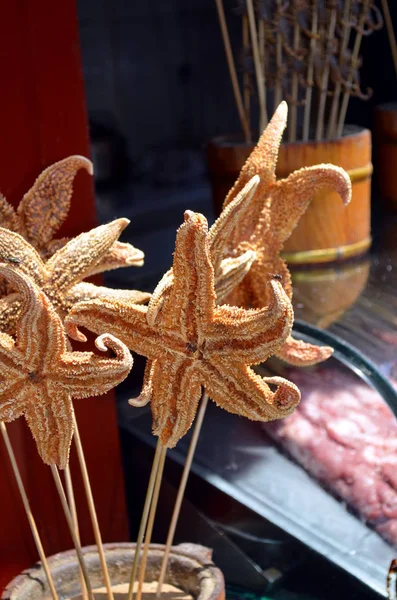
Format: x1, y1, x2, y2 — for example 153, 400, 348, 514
215, 0, 383, 142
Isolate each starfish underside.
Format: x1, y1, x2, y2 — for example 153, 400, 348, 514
66, 211, 300, 448
0, 155, 144, 271
0, 265, 133, 468
0, 220, 150, 334
221, 102, 353, 366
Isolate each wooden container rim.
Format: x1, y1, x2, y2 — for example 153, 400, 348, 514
2, 543, 225, 600
208, 125, 370, 151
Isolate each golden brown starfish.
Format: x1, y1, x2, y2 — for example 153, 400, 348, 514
145, 175, 260, 328
221, 102, 352, 366
0, 264, 133, 468
0, 219, 150, 334
66, 211, 300, 448
0, 155, 144, 273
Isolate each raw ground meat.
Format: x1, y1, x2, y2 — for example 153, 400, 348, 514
264, 367, 397, 547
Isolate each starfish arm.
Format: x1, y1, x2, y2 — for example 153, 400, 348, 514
202, 359, 300, 421
65, 298, 162, 358
0, 266, 67, 370
53, 333, 133, 399
160, 211, 215, 342
215, 250, 256, 304
149, 356, 202, 448
45, 219, 130, 294
208, 176, 259, 270
236, 254, 292, 312
64, 282, 150, 312
276, 335, 334, 366
0, 193, 21, 232
0, 228, 46, 284
270, 164, 352, 245
0, 391, 28, 422
0, 294, 22, 334
17, 156, 93, 248
41, 237, 70, 259
24, 383, 74, 469
222, 102, 288, 243
85, 241, 145, 275
0, 337, 28, 419
146, 269, 173, 327
208, 279, 293, 363
129, 359, 154, 407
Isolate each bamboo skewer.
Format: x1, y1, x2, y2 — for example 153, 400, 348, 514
327, 0, 352, 139
0, 422, 58, 600
73, 415, 114, 600
127, 440, 164, 600
242, 15, 252, 141
315, 4, 338, 141
274, 0, 283, 110
337, 0, 371, 138
50, 465, 95, 600
136, 446, 167, 600
381, 0, 397, 80
289, 19, 301, 142
303, 3, 318, 142
65, 465, 88, 600
156, 393, 209, 597
214, 0, 251, 142
246, 0, 268, 131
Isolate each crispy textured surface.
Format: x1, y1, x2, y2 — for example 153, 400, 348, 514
0, 156, 144, 271
0, 264, 132, 468
145, 176, 261, 329
222, 102, 352, 366
0, 221, 150, 333
66, 211, 300, 448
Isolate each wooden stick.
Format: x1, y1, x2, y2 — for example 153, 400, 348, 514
327, 0, 352, 139
337, 0, 370, 138
315, 5, 337, 141
246, 0, 268, 132
73, 415, 114, 600
127, 440, 164, 600
136, 446, 167, 600
65, 465, 88, 600
50, 465, 95, 600
381, 0, 397, 80
214, 0, 251, 142
274, 0, 283, 110
242, 15, 251, 142
289, 20, 301, 142
156, 393, 209, 597
0, 422, 58, 600
303, 3, 318, 141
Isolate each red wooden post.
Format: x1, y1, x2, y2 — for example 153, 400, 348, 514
0, 1, 128, 588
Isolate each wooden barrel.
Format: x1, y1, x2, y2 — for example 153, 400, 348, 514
374, 103, 397, 211
291, 258, 370, 329
207, 127, 372, 264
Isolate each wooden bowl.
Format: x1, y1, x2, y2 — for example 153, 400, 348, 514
2, 543, 225, 600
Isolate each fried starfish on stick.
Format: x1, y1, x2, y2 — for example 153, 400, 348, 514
222, 102, 352, 366
0, 220, 150, 334
145, 175, 260, 329
66, 211, 300, 448
0, 264, 132, 469
0, 156, 144, 271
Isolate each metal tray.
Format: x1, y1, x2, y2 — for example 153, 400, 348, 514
120, 324, 397, 598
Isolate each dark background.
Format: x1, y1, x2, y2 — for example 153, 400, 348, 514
76, 0, 397, 295
77, 0, 397, 165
